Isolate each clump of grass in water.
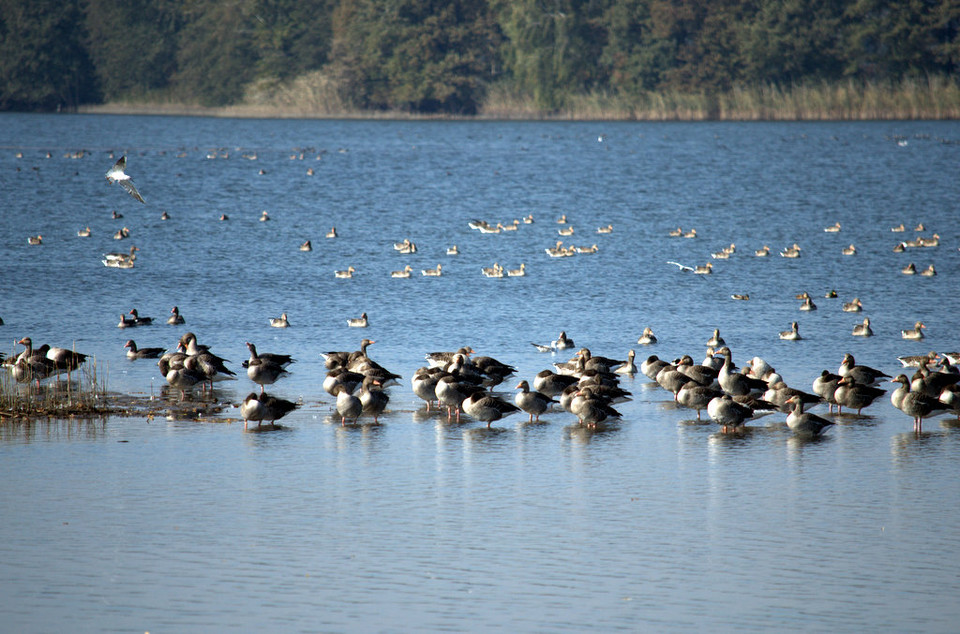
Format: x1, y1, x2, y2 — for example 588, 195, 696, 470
0, 358, 114, 419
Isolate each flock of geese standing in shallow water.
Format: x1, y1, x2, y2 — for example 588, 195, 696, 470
6, 314, 960, 435
7, 152, 959, 437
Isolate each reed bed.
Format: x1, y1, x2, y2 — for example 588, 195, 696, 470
80, 75, 960, 121
0, 360, 112, 419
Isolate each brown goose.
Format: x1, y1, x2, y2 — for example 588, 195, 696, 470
784, 396, 834, 437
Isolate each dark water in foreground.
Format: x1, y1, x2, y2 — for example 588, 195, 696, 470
1, 114, 960, 632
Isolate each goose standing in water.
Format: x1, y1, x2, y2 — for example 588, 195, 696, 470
241, 392, 299, 429
779, 321, 802, 340
462, 391, 520, 428
269, 313, 290, 328
784, 396, 834, 437
889, 375, 949, 432
333, 384, 362, 425
245, 342, 290, 393
359, 376, 390, 423
851, 317, 873, 337
614, 350, 638, 376
514, 380, 557, 422
707, 395, 753, 432
901, 321, 926, 340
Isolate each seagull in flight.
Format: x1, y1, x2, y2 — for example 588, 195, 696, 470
105, 156, 145, 203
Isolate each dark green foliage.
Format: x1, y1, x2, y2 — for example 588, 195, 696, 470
0, 0, 97, 110
0, 0, 957, 113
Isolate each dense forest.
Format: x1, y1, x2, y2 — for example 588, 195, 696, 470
1, 0, 958, 118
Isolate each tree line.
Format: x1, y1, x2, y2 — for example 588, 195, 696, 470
1, 0, 957, 116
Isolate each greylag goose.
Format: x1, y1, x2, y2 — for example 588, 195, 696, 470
614, 350, 637, 376
259, 211, 270, 221
779, 321, 802, 340
896, 351, 939, 368
164, 358, 204, 399
462, 391, 520, 427
668, 227, 683, 237
784, 396, 834, 437
677, 382, 723, 420
128, 309, 153, 326
348, 312, 369, 328
570, 388, 621, 428
717, 347, 768, 396
335, 266, 356, 278
245, 343, 290, 393
799, 297, 817, 311
640, 355, 670, 381
842, 298, 863, 312
834, 376, 885, 414
842, 244, 857, 255
552, 331, 575, 350
891, 223, 905, 232
446, 245, 459, 255
333, 384, 362, 425
269, 313, 290, 328
167, 305, 185, 325
707, 395, 753, 432
326, 227, 337, 238
160, 211, 169, 220
754, 245, 770, 257
706, 329, 725, 347
435, 374, 486, 421
682, 229, 697, 238
105, 155, 145, 203
102, 245, 139, 266
77, 227, 91, 237
514, 380, 557, 422
889, 375, 950, 431
241, 392, 299, 428
411, 367, 444, 410
597, 224, 613, 234
764, 381, 821, 413
920, 264, 936, 276
300, 240, 312, 251
902, 321, 926, 340
902, 263, 917, 274
812, 370, 843, 412
637, 327, 657, 345
118, 313, 136, 328
824, 222, 841, 232
124, 340, 165, 359
359, 376, 389, 423
851, 317, 873, 337
532, 369, 579, 397
421, 264, 442, 276
838, 353, 889, 384
506, 263, 526, 277
391, 265, 413, 278
481, 263, 504, 278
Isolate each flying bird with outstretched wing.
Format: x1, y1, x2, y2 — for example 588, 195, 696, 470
105, 155, 145, 203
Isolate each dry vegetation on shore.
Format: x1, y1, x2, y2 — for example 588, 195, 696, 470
79, 76, 960, 121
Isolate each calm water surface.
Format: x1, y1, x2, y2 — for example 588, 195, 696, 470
1, 114, 960, 632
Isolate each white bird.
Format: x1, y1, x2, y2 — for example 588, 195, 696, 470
105, 156, 145, 203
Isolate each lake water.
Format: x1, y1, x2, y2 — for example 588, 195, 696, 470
2, 114, 960, 632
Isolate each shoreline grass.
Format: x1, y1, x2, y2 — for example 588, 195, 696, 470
77, 76, 960, 121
